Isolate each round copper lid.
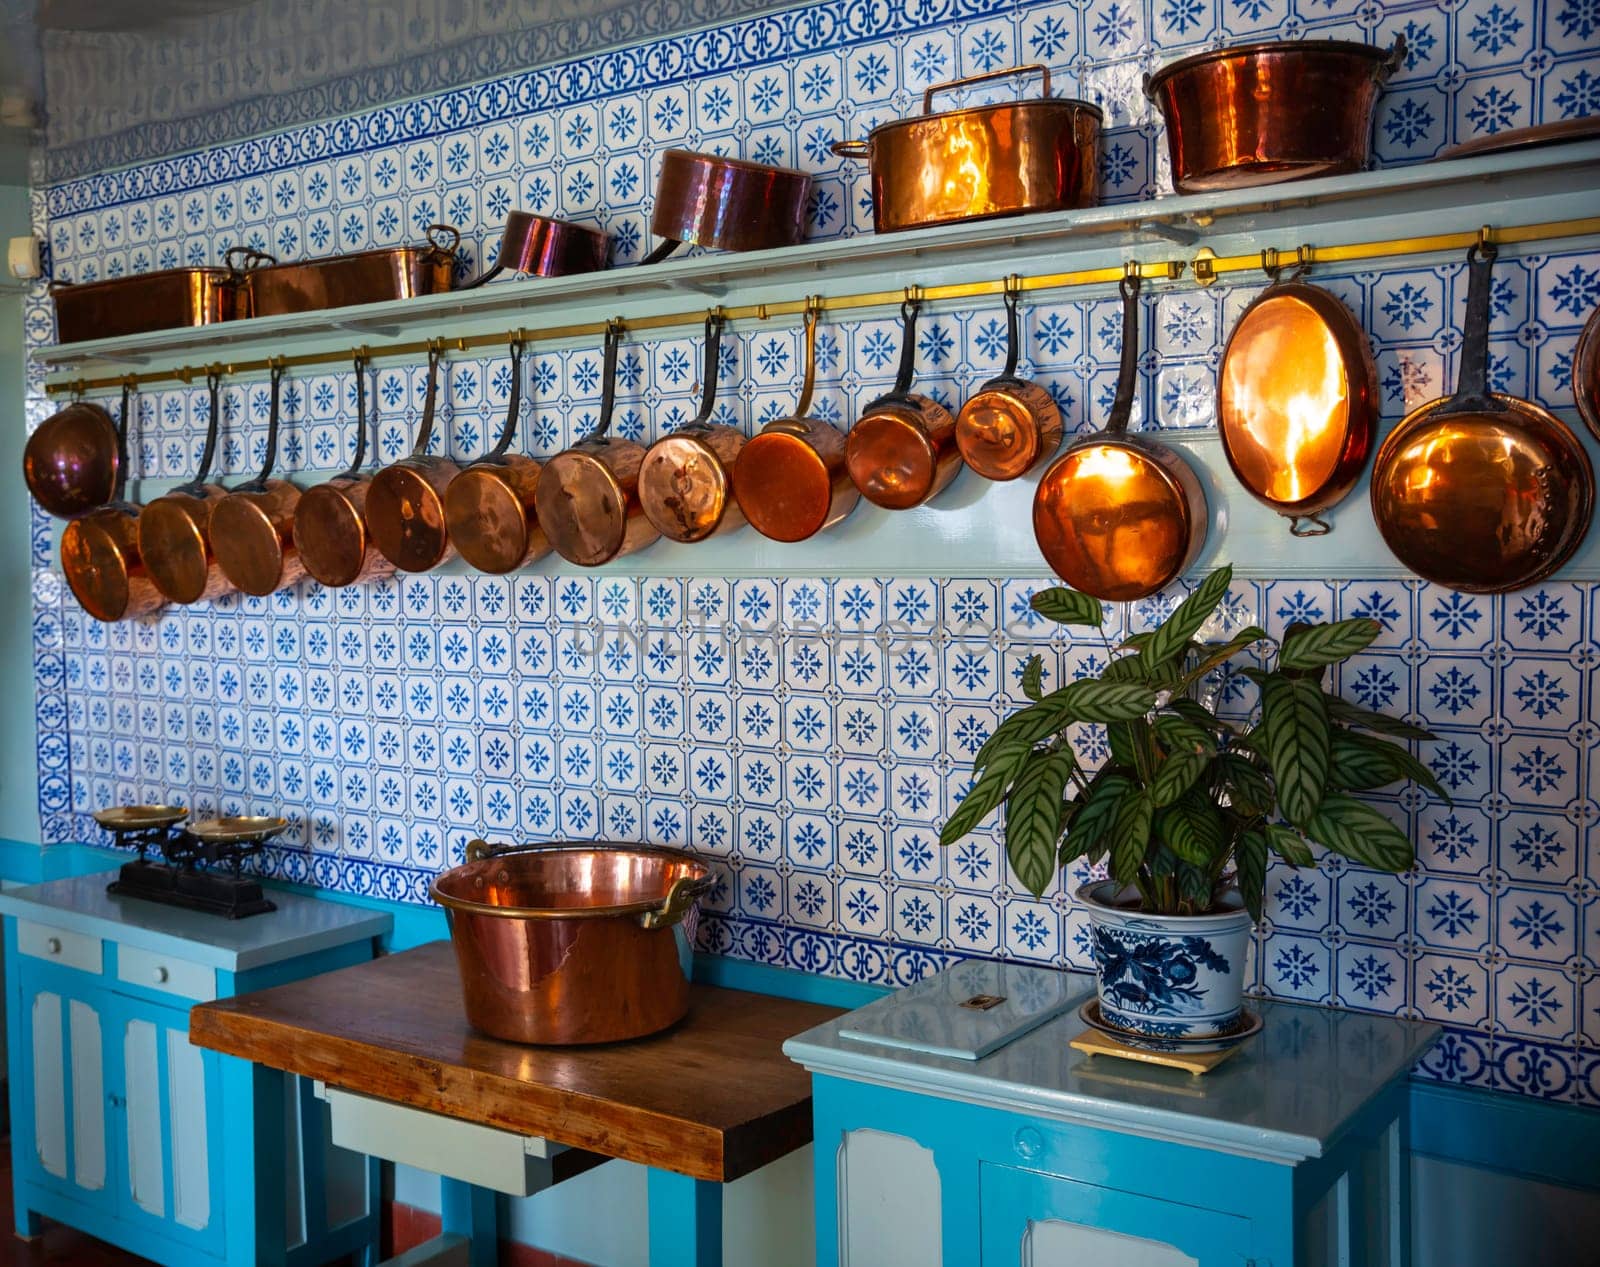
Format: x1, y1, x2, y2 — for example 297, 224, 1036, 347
138, 491, 216, 604
638, 432, 732, 542
846, 400, 949, 510
732, 427, 837, 542
210, 492, 288, 597
366, 461, 450, 572
445, 464, 540, 574
62, 506, 135, 621
957, 383, 1059, 480
294, 480, 369, 587
534, 449, 629, 566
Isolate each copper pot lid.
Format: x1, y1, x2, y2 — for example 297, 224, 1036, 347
24, 394, 120, 519
211, 362, 300, 596
140, 369, 229, 603
1575, 302, 1600, 444
366, 343, 454, 572
62, 500, 142, 621
1439, 115, 1600, 162
1218, 265, 1376, 534
956, 286, 1064, 480
295, 352, 386, 588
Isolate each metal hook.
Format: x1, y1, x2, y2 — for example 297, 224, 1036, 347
1260, 246, 1282, 283
1289, 514, 1332, 538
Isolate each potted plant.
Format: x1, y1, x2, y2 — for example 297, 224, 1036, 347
939, 565, 1444, 1039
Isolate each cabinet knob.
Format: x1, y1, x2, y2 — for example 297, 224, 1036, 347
1013, 1126, 1044, 1161
45, 937, 61, 954
152, 966, 169, 984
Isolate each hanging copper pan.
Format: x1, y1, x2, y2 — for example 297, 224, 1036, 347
845, 295, 962, 509
365, 344, 459, 573
733, 300, 860, 542
1371, 241, 1594, 594
293, 354, 396, 589
210, 363, 307, 597
443, 337, 553, 573
60, 384, 166, 622
643, 150, 812, 265
1033, 272, 1207, 601
637, 311, 746, 542
1217, 255, 1377, 535
25, 390, 120, 519
956, 282, 1063, 481
1574, 302, 1600, 444
137, 369, 234, 604
534, 321, 660, 567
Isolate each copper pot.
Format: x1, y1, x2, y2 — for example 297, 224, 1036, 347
1575, 302, 1600, 444
637, 312, 746, 542
1371, 242, 1594, 594
211, 363, 307, 597
432, 839, 714, 1045
733, 301, 860, 542
457, 211, 609, 288
832, 65, 1101, 234
643, 150, 812, 264
1033, 273, 1207, 601
443, 337, 552, 574
232, 226, 459, 317
138, 370, 235, 604
51, 265, 247, 343
845, 296, 961, 509
534, 321, 660, 567
1145, 37, 1405, 194
25, 394, 120, 519
293, 354, 396, 589
365, 344, 460, 573
956, 284, 1063, 480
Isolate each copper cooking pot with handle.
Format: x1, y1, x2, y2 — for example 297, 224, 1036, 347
456, 211, 609, 288
211, 362, 307, 597
365, 343, 459, 573
642, 150, 812, 264
24, 384, 120, 520
956, 281, 1063, 480
845, 294, 961, 509
534, 321, 660, 567
137, 369, 235, 605
637, 311, 747, 542
443, 336, 553, 574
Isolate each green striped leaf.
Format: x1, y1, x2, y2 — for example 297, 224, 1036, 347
1143, 565, 1235, 669
1034, 678, 1160, 724
1150, 747, 1209, 808
1324, 695, 1437, 741
973, 704, 1058, 770
1154, 713, 1217, 756
1305, 794, 1415, 873
1214, 752, 1273, 817
1279, 618, 1382, 670
1329, 730, 1452, 804
1181, 626, 1269, 687
1004, 749, 1077, 897
1259, 676, 1331, 829
1159, 794, 1224, 866
1109, 788, 1153, 886
1235, 829, 1269, 922
1029, 587, 1104, 627
1067, 772, 1135, 860
1265, 823, 1314, 867
1020, 654, 1044, 702
941, 736, 1038, 846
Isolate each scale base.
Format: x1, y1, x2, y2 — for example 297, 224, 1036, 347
107, 860, 277, 920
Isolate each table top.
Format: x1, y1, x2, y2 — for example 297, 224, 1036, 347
785, 960, 1441, 1164
189, 940, 841, 1182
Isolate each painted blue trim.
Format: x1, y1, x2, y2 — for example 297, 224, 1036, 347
647, 1168, 724, 1267
0, 839, 122, 885
439, 1177, 497, 1267
1409, 1080, 1600, 1192
691, 954, 891, 1009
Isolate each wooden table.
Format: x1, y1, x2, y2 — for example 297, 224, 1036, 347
189, 941, 839, 1267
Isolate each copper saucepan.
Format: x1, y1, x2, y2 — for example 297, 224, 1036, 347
137, 369, 235, 604
733, 300, 861, 542
444, 337, 553, 573
534, 321, 660, 567
25, 389, 120, 519
365, 344, 459, 573
643, 150, 812, 265
845, 295, 961, 509
211, 363, 307, 597
637, 312, 746, 542
292, 354, 396, 589
456, 211, 609, 288
1371, 241, 1594, 594
1033, 273, 1207, 601
61, 384, 166, 622
956, 281, 1063, 481
1574, 302, 1600, 444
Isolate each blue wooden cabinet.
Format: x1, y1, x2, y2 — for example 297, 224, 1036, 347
1, 872, 391, 1267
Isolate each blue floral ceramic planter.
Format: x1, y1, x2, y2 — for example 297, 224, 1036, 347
1077, 880, 1254, 1040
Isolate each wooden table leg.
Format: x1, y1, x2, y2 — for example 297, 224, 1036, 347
647, 1167, 723, 1267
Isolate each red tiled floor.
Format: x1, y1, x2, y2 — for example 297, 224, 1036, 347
0, 1137, 154, 1266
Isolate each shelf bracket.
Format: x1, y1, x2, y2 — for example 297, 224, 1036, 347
1136, 219, 1201, 246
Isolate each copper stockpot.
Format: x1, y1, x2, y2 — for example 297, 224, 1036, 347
211, 363, 308, 597
24, 396, 120, 519
534, 322, 660, 567
51, 265, 247, 343
637, 312, 746, 542
1033, 274, 1207, 601
443, 338, 552, 574
1575, 303, 1600, 444
956, 284, 1063, 480
138, 370, 235, 605
845, 296, 961, 509
643, 149, 812, 264
293, 355, 397, 589
457, 211, 609, 287
432, 839, 715, 1045
365, 344, 460, 573
1371, 242, 1594, 594
232, 226, 459, 317
1145, 37, 1405, 194
832, 65, 1102, 234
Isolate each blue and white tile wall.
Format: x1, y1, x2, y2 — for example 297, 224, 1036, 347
23, 0, 1600, 1105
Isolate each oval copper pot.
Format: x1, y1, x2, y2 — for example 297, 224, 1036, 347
1575, 302, 1600, 444
293, 354, 396, 589
956, 284, 1063, 481
211, 363, 308, 597
444, 337, 553, 574
456, 211, 609, 288
25, 393, 121, 520
365, 344, 460, 573
138, 369, 236, 605
638, 312, 746, 543
845, 296, 961, 509
534, 321, 660, 567
643, 150, 812, 264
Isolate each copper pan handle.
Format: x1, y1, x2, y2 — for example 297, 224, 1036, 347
922, 63, 1051, 113
238, 361, 287, 492
411, 342, 444, 457
830, 140, 870, 160
174, 369, 224, 495
1104, 273, 1142, 438
577, 320, 625, 445
1377, 34, 1408, 84
793, 298, 821, 418
683, 311, 726, 431
639, 872, 716, 930
485, 336, 528, 461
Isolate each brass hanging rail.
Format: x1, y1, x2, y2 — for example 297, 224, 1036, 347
43, 213, 1600, 397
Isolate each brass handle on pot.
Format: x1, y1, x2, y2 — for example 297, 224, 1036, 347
830, 140, 870, 160
426, 223, 462, 256
465, 837, 521, 863
922, 63, 1051, 113
1378, 34, 1408, 83
639, 873, 715, 930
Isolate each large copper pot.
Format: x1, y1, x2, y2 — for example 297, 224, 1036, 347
956, 283, 1063, 481
51, 265, 247, 343
211, 363, 307, 597
365, 344, 459, 573
1145, 38, 1405, 194
25, 394, 120, 519
233, 226, 459, 317
643, 150, 812, 264
457, 211, 609, 288
432, 840, 715, 1045
832, 65, 1101, 233
138, 370, 235, 605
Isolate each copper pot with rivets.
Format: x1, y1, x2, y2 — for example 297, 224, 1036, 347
444, 337, 552, 574
292, 353, 396, 589
24, 387, 120, 519
138, 369, 235, 604
637, 311, 745, 542
845, 295, 962, 509
534, 321, 659, 567
365, 344, 459, 573
956, 283, 1064, 480
211, 362, 307, 597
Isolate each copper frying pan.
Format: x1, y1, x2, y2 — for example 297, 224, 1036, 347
25, 388, 120, 519
137, 369, 235, 604
1371, 241, 1594, 593
956, 281, 1063, 481
210, 363, 307, 597
1575, 302, 1600, 443
365, 344, 459, 573
1032, 272, 1207, 601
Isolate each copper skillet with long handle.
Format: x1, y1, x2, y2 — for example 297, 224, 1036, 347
1032, 271, 1208, 601
443, 336, 554, 573
636, 311, 747, 542
956, 279, 1064, 480
210, 362, 307, 597
292, 353, 397, 589
1371, 240, 1594, 593
365, 343, 460, 573
137, 368, 235, 604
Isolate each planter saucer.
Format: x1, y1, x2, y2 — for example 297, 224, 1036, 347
1077, 998, 1263, 1055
